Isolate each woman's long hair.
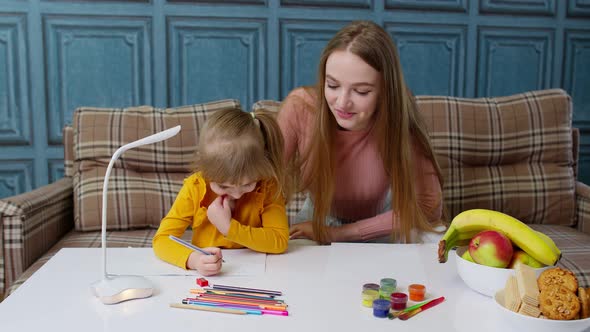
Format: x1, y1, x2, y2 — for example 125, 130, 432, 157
306, 20, 444, 244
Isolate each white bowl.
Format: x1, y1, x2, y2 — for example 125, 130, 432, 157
455, 246, 548, 297
494, 289, 590, 332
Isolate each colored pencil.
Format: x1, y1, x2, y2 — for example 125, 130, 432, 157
185, 296, 287, 310
211, 284, 282, 296
169, 235, 225, 262
193, 293, 285, 304
191, 288, 277, 299
181, 300, 289, 316
184, 299, 287, 311
170, 303, 251, 315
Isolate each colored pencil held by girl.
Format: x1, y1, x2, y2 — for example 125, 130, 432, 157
152, 108, 292, 276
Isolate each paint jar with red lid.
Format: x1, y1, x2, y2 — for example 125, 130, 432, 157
408, 284, 426, 301
390, 292, 408, 310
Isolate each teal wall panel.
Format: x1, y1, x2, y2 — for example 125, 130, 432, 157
480, 0, 556, 16
386, 0, 468, 11
387, 23, 467, 96
477, 28, 553, 97
44, 16, 152, 144
280, 20, 347, 99
0, 14, 30, 145
168, 18, 265, 107
0, 0, 589, 195
0, 160, 33, 198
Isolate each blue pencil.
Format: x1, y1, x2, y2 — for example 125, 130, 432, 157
169, 235, 226, 263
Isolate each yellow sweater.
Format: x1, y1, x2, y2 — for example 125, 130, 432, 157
153, 172, 289, 269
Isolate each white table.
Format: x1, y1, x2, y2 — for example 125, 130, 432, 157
0, 242, 511, 331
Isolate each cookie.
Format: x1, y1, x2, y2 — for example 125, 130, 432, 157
580, 287, 589, 319
539, 285, 580, 320
537, 267, 578, 293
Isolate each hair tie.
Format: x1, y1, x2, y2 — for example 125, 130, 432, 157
251, 111, 260, 127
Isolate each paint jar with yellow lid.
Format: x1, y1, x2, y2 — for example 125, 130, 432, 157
361, 289, 379, 308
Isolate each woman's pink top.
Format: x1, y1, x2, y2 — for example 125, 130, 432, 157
277, 87, 442, 241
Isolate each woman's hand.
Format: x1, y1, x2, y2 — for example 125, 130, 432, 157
186, 247, 223, 276
290, 221, 353, 242
207, 196, 232, 235
289, 221, 315, 240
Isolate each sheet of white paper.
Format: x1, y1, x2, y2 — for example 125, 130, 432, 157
217, 249, 267, 277
106, 248, 266, 277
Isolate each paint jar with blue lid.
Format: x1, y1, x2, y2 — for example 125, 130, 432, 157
379, 278, 396, 299
372, 299, 391, 318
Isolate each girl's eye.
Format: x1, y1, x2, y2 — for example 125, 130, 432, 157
326, 82, 338, 89
356, 90, 370, 95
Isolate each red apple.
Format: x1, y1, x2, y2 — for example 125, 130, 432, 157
469, 230, 514, 268
508, 249, 545, 269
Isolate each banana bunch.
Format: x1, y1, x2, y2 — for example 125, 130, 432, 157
438, 209, 561, 266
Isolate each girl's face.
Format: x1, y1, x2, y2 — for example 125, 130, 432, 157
210, 179, 257, 200
324, 49, 381, 131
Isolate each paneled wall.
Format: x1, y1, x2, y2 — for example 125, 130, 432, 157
0, 0, 589, 199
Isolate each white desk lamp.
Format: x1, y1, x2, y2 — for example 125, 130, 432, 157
91, 125, 181, 304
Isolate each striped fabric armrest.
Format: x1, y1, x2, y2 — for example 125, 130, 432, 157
576, 182, 590, 235
0, 178, 74, 299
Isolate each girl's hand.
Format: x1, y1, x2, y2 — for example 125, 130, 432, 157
186, 247, 223, 276
289, 221, 315, 240
207, 196, 232, 235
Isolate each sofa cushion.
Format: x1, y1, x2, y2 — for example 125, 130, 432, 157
72, 100, 241, 231
418, 89, 576, 226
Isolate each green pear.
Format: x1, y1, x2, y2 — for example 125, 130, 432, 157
508, 249, 545, 269
461, 249, 475, 262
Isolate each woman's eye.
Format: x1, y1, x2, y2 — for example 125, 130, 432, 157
326, 83, 338, 89
356, 90, 370, 95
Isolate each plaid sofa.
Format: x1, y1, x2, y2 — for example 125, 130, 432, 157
1, 89, 589, 301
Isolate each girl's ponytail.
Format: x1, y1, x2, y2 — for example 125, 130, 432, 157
251, 109, 291, 201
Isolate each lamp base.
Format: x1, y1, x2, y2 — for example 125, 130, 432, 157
91, 275, 154, 304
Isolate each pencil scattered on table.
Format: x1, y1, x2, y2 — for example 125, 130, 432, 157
170, 279, 289, 316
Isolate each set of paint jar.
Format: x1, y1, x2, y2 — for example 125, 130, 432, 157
361, 278, 397, 309
361, 280, 427, 317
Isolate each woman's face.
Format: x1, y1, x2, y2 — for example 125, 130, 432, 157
324, 49, 381, 131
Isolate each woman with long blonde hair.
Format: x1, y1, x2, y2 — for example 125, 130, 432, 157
279, 20, 445, 244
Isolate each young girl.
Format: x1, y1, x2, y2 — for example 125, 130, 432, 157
153, 107, 290, 276
279, 20, 445, 244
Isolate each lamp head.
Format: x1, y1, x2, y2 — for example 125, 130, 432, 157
91, 125, 181, 304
